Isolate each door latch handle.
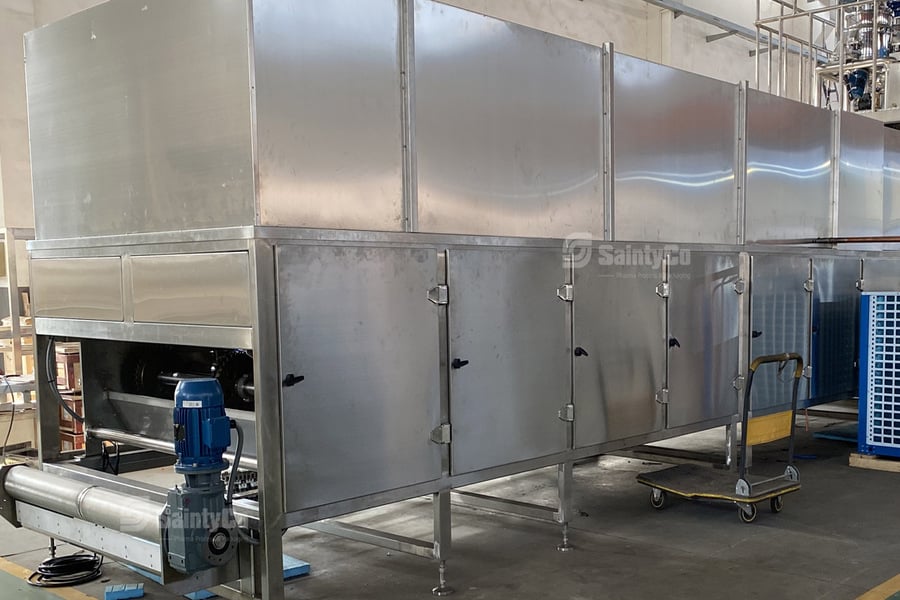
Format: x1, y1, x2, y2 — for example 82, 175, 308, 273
451, 358, 469, 369
282, 373, 305, 387
574, 347, 589, 357
752, 330, 763, 339
669, 337, 681, 348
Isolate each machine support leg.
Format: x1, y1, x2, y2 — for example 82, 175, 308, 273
431, 490, 454, 597
556, 462, 574, 552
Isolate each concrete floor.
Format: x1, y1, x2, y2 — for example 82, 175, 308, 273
2, 416, 898, 600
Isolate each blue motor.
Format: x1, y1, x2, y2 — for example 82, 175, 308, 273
164, 379, 239, 574
173, 379, 232, 474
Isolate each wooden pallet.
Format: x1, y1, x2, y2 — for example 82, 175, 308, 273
849, 452, 900, 473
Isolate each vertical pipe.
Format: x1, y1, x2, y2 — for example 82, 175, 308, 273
768, 27, 774, 92
839, 6, 846, 110
4, 230, 21, 377
809, 14, 816, 105
736, 82, 748, 246
779, 2, 786, 96
872, 1, 879, 111
756, 0, 761, 89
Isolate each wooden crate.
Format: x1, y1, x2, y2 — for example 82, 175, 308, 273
59, 394, 84, 434
60, 430, 84, 452
55, 346, 81, 391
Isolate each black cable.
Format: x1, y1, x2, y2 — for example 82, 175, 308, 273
45, 337, 83, 424
27, 553, 103, 588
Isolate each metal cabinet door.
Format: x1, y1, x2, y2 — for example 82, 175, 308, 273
810, 257, 860, 405
277, 245, 442, 511
667, 252, 742, 429
749, 255, 812, 415
573, 260, 666, 448
448, 248, 570, 475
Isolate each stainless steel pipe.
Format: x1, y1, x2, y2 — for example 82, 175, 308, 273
88, 427, 259, 471
4, 467, 164, 543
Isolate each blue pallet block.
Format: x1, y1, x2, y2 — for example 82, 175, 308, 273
105, 583, 145, 600
859, 292, 900, 459
127, 554, 309, 599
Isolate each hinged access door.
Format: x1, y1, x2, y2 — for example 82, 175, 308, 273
666, 252, 742, 429
277, 245, 443, 511
573, 256, 666, 447
447, 247, 570, 475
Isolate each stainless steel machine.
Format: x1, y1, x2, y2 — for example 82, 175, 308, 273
1, 1, 898, 599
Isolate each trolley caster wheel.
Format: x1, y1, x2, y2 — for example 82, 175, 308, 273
649, 488, 668, 510
738, 504, 758, 524
770, 495, 784, 513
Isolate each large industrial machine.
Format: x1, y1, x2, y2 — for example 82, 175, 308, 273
1, 1, 899, 599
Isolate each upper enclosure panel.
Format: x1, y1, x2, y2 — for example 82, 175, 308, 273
26, 0, 256, 240
414, 0, 604, 239
745, 90, 833, 241
613, 54, 737, 244
253, 0, 405, 231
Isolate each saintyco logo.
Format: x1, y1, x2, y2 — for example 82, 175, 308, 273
563, 234, 690, 269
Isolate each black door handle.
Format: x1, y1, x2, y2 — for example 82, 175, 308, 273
282, 373, 305, 387
451, 358, 469, 369
669, 337, 681, 348
574, 347, 589, 357
752, 330, 763, 339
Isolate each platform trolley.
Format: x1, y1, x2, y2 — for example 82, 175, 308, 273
637, 353, 803, 523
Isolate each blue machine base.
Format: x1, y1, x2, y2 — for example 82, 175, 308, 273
127, 555, 310, 599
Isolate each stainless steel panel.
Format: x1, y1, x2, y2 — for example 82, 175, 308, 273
277, 245, 441, 511
749, 255, 811, 414
745, 91, 832, 241
447, 248, 569, 475
254, 0, 404, 231
884, 129, 900, 236
573, 253, 666, 446
863, 256, 900, 291
131, 253, 251, 326
25, 0, 255, 240
614, 55, 737, 244
32, 257, 123, 321
415, 0, 603, 238
810, 257, 860, 405
838, 111, 884, 237
667, 252, 742, 428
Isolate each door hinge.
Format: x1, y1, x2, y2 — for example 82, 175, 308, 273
732, 375, 745, 391
654, 388, 669, 405
655, 282, 670, 299
430, 423, 451, 444
733, 279, 746, 295
803, 278, 814, 293
556, 283, 574, 302
558, 404, 575, 422
427, 285, 449, 305
803, 365, 812, 379
856, 278, 865, 291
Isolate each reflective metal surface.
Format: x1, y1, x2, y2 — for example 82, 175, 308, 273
884, 128, 900, 236
32, 257, 123, 320
447, 248, 569, 475
414, 0, 603, 238
131, 253, 251, 326
862, 256, 900, 290
838, 111, 885, 237
253, 0, 404, 231
666, 252, 742, 428
749, 254, 812, 414
745, 92, 832, 241
573, 255, 666, 447
277, 245, 442, 511
25, 0, 255, 240
614, 55, 737, 244
810, 257, 860, 404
